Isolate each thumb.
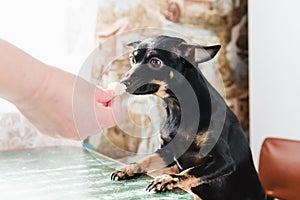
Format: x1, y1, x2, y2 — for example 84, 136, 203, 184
94, 105, 116, 130
94, 95, 123, 130
94, 87, 113, 103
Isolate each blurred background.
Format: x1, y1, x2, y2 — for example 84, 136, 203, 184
0, 0, 299, 168
88, 0, 249, 163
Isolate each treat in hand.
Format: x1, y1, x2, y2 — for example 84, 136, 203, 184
107, 82, 127, 96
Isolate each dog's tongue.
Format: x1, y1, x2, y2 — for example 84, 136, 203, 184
107, 82, 127, 96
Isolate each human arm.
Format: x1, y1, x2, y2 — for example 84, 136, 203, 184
0, 39, 120, 140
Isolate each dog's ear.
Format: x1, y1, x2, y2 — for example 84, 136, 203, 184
195, 45, 221, 63
126, 41, 141, 49
181, 44, 221, 64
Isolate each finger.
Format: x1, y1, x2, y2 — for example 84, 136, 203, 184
94, 87, 113, 103
111, 95, 122, 123
94, 104, 117, 129
105, 89, 114, 97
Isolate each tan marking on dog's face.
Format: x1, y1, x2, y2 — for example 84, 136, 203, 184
146, 50, 152, 58
194, 132, 209, 146
159, 137, 164, 145
130, 50, 139, 66
169, 71, 174, 79
150, 80, 169, 98
133, 50, 139, 57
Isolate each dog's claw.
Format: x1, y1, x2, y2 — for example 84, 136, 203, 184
111, 172, 118, 181
111, 173, 115, 181
111, 170, 123, 181
160, 184, 167, 192
111, 164, 144, 181
146, 182, 158, 192
146, 174, 177, 193
111, 170, 126, 181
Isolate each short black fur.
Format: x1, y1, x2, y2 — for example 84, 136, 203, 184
113, 35, 266, 200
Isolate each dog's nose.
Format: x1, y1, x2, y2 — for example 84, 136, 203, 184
120, 77, 131, 87
119, 79, 134, 94
120, 70, 134, 85
121, 80, 130, 87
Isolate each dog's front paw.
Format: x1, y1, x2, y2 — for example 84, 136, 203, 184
111, 163, 144, 181
146, 174, 179, 192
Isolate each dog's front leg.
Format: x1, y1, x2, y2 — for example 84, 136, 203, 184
149, 163, 179, 177
111, 151, 171, 181
146, 167, 202, 192
146, 138, 236, 192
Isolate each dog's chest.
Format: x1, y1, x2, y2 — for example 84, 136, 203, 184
159, 129, 173, 146
159, 100, 181, 143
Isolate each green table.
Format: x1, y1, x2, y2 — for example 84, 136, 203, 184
0, 147, 193, 200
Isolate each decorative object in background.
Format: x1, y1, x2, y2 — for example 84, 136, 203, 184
89, 0, 249, 159
0, 113, 80, 150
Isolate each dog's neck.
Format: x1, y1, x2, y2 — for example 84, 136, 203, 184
161, 67, 214, 135
160, 95, 181, 139
163, 95, 181, 123
185, 67, 213, 131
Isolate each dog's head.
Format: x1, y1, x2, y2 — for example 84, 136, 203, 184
121, 35, 220, 98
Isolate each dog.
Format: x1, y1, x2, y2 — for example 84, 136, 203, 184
111, 35, 267, 200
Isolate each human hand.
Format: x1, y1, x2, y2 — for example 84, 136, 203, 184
0, 39, 122, 140
13, 66, 122, 140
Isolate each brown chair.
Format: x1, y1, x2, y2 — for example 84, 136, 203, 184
259, 137, 300, 200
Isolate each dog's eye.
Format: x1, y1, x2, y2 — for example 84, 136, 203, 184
149, 57, 162, 68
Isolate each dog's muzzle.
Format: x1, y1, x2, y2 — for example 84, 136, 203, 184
121, 78, 160, 95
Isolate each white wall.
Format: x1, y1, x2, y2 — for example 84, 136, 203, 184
249, 0, 300, 168
0, 0, 98, 112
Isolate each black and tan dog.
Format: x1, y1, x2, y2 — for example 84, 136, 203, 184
111, 35, 267, 200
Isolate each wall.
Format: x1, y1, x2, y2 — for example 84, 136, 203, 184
0, 0, 98, 112
0, 0, 98, 149
249, 0, 300, 168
